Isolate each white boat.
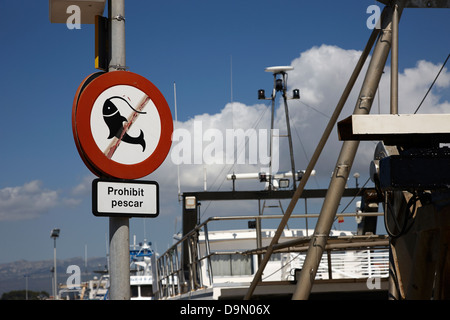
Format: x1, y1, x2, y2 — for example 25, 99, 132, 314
129, 238, 157, 300
153, 62, 391, 300
87, 274, 109, 300
57, 238, 157, 300
57, 270, 109, 300
153, 212, 389, 300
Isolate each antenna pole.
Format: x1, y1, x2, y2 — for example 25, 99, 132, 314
281, 72, 296, 190
268, 74, 276, 190
230, 55, 233, 103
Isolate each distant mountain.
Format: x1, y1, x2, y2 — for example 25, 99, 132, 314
0, 257, 108, 296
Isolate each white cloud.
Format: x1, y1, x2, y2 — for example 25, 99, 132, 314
289, 45, 363, 107
59, 45, 450, 247
156, 45, 450, 199
166, 102, 271, 189
0, 180, 59, 221
71, 174, 96, 196
0, 180, 84, 221
54, 45, 450, 224
397, 60, 450, 114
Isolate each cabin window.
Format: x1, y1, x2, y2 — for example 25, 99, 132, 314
131, 286, 139, 298
141, 285, 154, 297
211, 254, 253, 276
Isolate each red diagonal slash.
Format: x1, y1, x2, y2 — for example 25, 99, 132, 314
104, 95, 151, 159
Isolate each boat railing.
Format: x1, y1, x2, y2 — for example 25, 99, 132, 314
155, 212, 388, 299
287, 248, 389, 281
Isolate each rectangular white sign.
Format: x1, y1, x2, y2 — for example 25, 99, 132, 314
92, 179, 159, 217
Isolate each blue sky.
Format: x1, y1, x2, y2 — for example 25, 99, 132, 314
0, 0, 449, 269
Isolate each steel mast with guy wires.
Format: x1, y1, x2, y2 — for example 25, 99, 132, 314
258, 66, 300, 190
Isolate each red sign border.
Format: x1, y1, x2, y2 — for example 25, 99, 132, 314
72, 72, 105, 177
73, 71, 173, 179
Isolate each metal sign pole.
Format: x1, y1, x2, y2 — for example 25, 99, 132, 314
108, 0, 130, 300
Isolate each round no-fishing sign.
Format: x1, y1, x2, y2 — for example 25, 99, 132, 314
72, 71, 173, 179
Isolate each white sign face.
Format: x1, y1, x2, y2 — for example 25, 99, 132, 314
90, 85, 162, 165
92, 179, 159, 217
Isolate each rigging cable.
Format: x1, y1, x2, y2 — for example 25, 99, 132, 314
331, 177, 370, 230
298, 100, 331, 119
291, 113, 321, 188
414, 53, 450, 114
383, 52, 450, 238
383, 191, 421, 239
199, 104, 270, 220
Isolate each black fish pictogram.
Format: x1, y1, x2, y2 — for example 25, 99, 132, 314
102, 97, 146, 152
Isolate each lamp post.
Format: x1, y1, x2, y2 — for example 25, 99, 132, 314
50, 228, 60, 299
24, 275, 29, 300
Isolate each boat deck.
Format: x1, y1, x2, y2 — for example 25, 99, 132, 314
155, 215, 389, 300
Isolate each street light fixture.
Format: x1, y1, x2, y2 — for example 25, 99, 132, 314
51, 228, 60, 238
50, 228, 60, 299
